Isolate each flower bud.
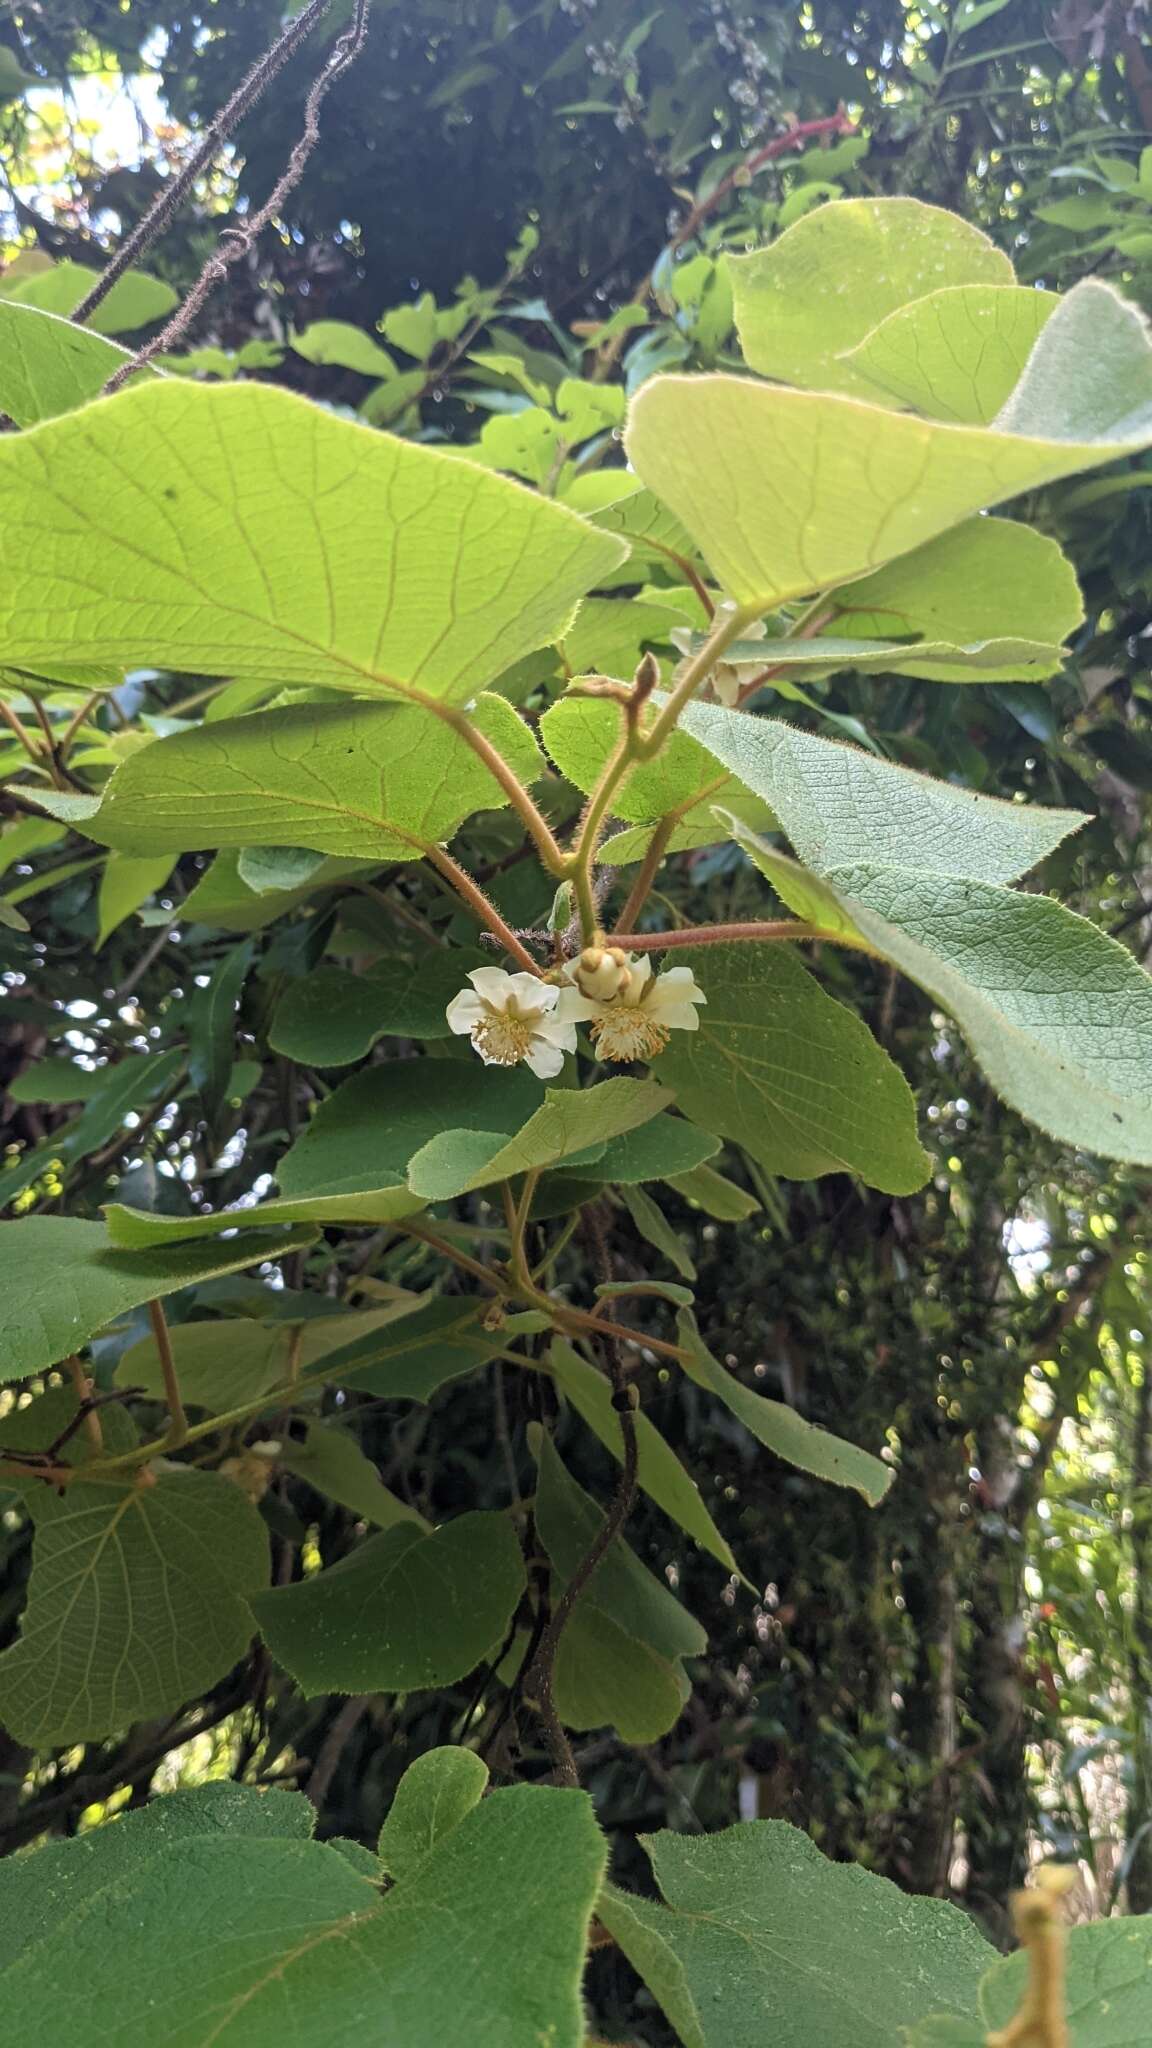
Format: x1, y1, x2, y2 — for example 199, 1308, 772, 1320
572, 945, 632, 1002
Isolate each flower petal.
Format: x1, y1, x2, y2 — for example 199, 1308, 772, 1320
533, 1015, 581, 1052
504, 970, 557, 1013
656, 1003, 702, 1031
446, 991, 486, 1034
553, 986, 605, 1025
525, 1037, 567, 1079
467, 966, 517, 1005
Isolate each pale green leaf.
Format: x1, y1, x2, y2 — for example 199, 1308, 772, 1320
0, 1216, 318, 1383
678, 1310, 893, 1503
0, 382, 625, 702
560, 596, 688, 679
282, 1418, 430, 1531
826, 863, 1152, 1164
38, 693, 542, 860
253, 1510, 525, 1695
831, 516, 1083, 681
290, 320, 396, 377
552, 1596, 687, 1741
607, 1820, 993, 2046
0, 302, 156, 426
910, 1914, 1152, 2044
627, 282, 1152, 613
4, 258, 178, 334
548, 1340, 741, 1576
0, 1468, 269, 1744
597, 1884, 706, 2048
664, 1161, 760, 1220
96, 849, 175, 946
406, 1078, 672, 1200
180, 848, 377, 932
377, 1747, 489, 1880
657, 942, 930, 1193
315, 1297, 510, 1403
724, 822, 868, 942
676, 698, 1086, 883
707, 629, 1066, 686
543, 693, 770, 830
842, 285, 1058, 423
115, 1299, 429, 1413
727, 197, 1013, 396
1, 1784, 606, 2048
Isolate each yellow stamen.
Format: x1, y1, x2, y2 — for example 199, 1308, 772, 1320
589, 1011, 670, 1062
472, 1005, 538, 1065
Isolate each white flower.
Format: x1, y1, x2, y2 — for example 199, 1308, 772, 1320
584, 953, 706, 1062
446, 967, 598, 1079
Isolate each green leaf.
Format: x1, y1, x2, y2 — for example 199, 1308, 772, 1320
39, 694, 543, 860
3, 258, 178, 334
706, 629, 1067, 686
0, 1468, 269, 1744
597, 1884, 706, 2048
3, 1783, 604, 2048
677, 1310, 893, 1504
187, 940, 252, 1114
825, 863, 1152, 1164
560, 595, 689, 678
282, 1418, 430, 1530
407, 1078, 671, 1200
0, 1781, 315, 1972
0, 1217, 318, 1383
0, 302, 157, 426
665, 1161, 759, 1219
253, 1509, 525, 1695
552, 1597, 687, 1742
115, 1300, 429, 1413
657, 942, 930, 1193
268, 951, 481, 1064
619, 1180, 697, 1280
0, 383, 624, 699
7, 1058, 103, 1106
724, 823, 869, 943
603, 1819, 994, 2047
377, 1746, 489, 1880
289, 319, 396, 377
180, 848, 377, 932
314, 1297, 511, 1403
96, 849, 175, 947
548, 1340, 741, 1577
628, 281, 1152, 614
842, 284, 1059, 423
727, 197, 1013, 397
542, 693, 775, 845
831, 516, 1083, 681
675, 698, 1086, 883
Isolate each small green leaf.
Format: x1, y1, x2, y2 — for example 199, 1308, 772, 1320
542, 693, 775, 844
657, 942, 930, 1193
548, 1341, 741, 1577
290, 320, 396, 377
377, 1747, 489, 1881
187, 940, 252, 1114
678, 1311, 892, 1503
282, 1418, 430, 1530
0, 302, 157, 427
727, 197, 1013, 396
0, 1468, 269, 1745
96, 850, 175, 947
664, 1162, 760, 1220
619, 1181, 697, 1281
0, 1217, 319, 1383
253, 1510, 525, 1695
406, 1078, 672, 1200
0, 383, 624, 701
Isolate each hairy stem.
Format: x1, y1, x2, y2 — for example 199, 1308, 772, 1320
610, 918, 883, 956
148, 1299, 189, 1449
423, 844, 540, 971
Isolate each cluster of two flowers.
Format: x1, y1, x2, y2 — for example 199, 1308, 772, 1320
446, 946, 706, 1077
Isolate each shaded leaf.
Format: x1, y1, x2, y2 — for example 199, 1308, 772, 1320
377, 1746, 489, 1880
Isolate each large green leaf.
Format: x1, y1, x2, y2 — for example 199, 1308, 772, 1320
0, 1468, 269, 1744
841, 283, 1058, 423
0, 382, 624, 700
656, 942, 930, 1193
1, 258, 178, 333
727, 197, 1013, 396
677, 1312, 892, 1504
268, 952, 479, 1063
253, 1509, 525, 1694
910, 1916, 1152, 2045
0, 1216, 318, 1382
548, 1340, 742, 1576
105, 1061, 545, 1242
1, 1780, 605, 2048
0, 301, 157, 426
627, 282, 1152, 613
675, 699, 1085, 884
826, 863, 1152, 1164
601, 1819, 994, 2047
830, 515, 1083, 681
406, 1077, 671, 1199
37, 694, 542, 859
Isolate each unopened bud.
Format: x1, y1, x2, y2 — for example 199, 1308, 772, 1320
632, 650, 660, 701
573, 945, 632, 1001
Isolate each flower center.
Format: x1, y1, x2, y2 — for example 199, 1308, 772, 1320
589, 1008, 670, 1062
471, 1002, 538, 1065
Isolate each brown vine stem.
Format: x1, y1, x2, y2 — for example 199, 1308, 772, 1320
423, 844, 540, 972
103, 0, 373, 394
611, 918, 883, 957
610, 773, 730, 936
64, 1355, 103, 1450
148, 1298, 189, 1449
72, 0, 338, 328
